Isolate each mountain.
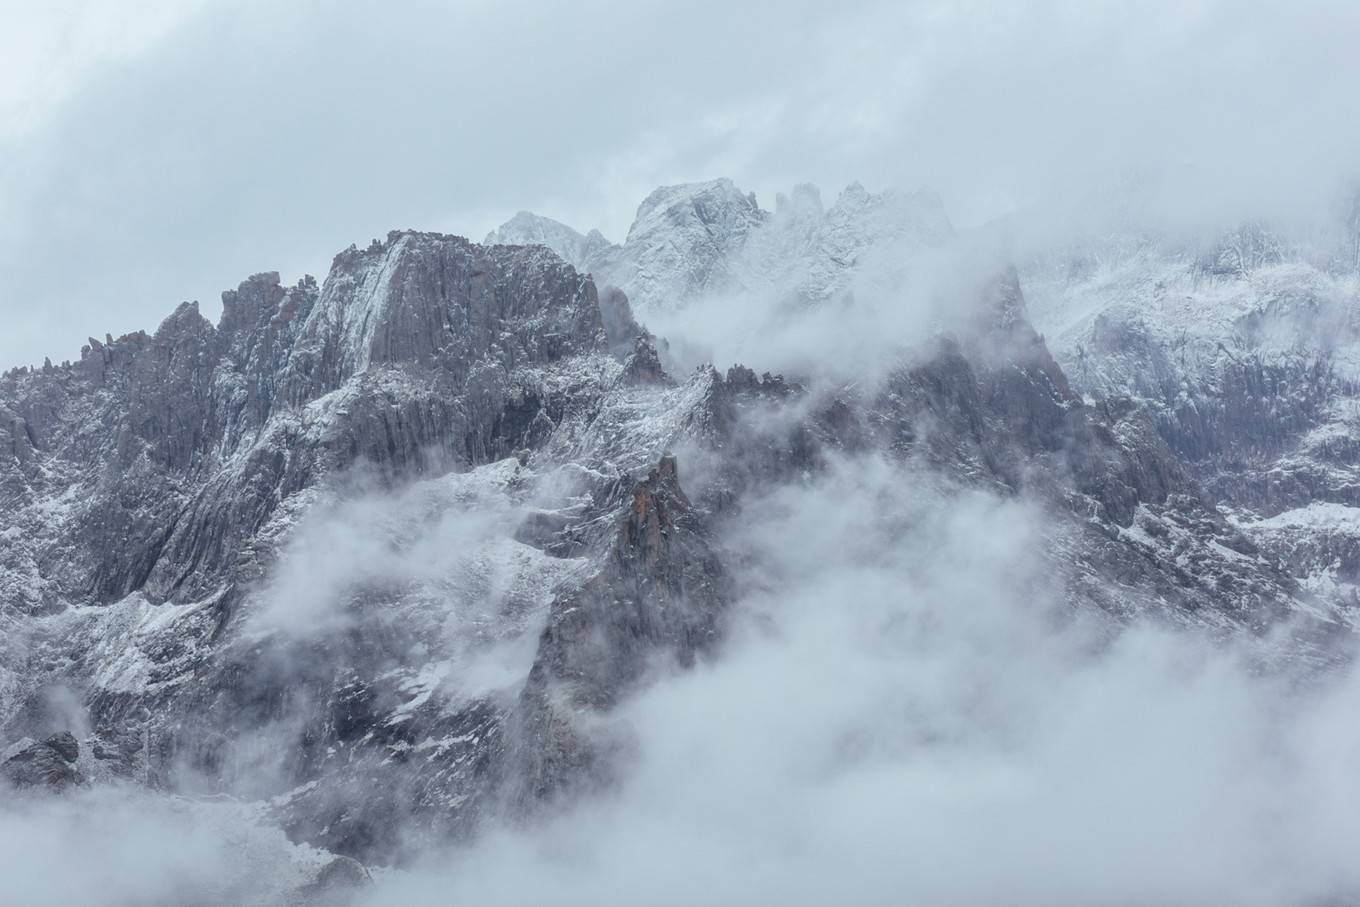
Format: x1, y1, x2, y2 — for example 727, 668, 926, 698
1018, 219, 1360, 610
484, 178, 953, 313
2, 180, 1358, 897
489, 179, 1360, 615
483, 211, 612, 272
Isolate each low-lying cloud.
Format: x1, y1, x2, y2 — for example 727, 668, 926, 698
4, 447, 1358, 905
644, 230, 1013, 381
0, 785, 327, 907
351, 455, 1360, 906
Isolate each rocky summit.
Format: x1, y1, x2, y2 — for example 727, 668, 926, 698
3, 179, 1359, 884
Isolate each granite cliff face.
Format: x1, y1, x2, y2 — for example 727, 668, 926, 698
0, 732, 84, 789
3, 181, 1357, 880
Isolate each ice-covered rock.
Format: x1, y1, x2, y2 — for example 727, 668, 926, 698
0, 732, 85, 790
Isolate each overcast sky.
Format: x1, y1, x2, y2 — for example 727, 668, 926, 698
3, 0, 1358, 369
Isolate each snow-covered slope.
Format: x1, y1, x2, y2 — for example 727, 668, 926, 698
483, 211, 612, 272
485, 178, 953, 314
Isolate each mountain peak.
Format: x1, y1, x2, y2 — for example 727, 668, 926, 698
626, 178, 763, 245
478, 179, 958, 314
484, 211, 611, 270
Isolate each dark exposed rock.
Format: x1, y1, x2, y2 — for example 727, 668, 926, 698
1, 735, 85, 790
597, 285, 645, 357
511, 454, 730, 805
42, 731, 79, 764
296, 854, 373, 904
869, 271, 1184, 527
621, 335, 670, 385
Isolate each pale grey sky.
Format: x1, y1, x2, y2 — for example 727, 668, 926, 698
3, 0, 1358, 368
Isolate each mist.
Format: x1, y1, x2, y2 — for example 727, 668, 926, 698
345, 455, 1360, 906
642, 226, 1013, 380
9, 446, 1358, 905
0, 785, 333, 906
251, 458, 580, 644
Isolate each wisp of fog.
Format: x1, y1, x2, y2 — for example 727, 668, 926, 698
346, 454, 1360, 907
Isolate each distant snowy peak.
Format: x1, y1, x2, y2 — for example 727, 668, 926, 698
824, 182, 954, 252
484, 178, 953, 315
612, 178, 767, 312
743, 181, 955, 304
482, 212, 611, 271
623, 178, 764, 247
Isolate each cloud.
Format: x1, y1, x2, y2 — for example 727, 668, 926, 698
0, 785, 328, 907
251, 461, 526, 635
350, 454, 1360, 906
642, 225, 1012, 380
5, 410, 1358, 905
245, 457, 584, 699
0, 0, 206, 137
